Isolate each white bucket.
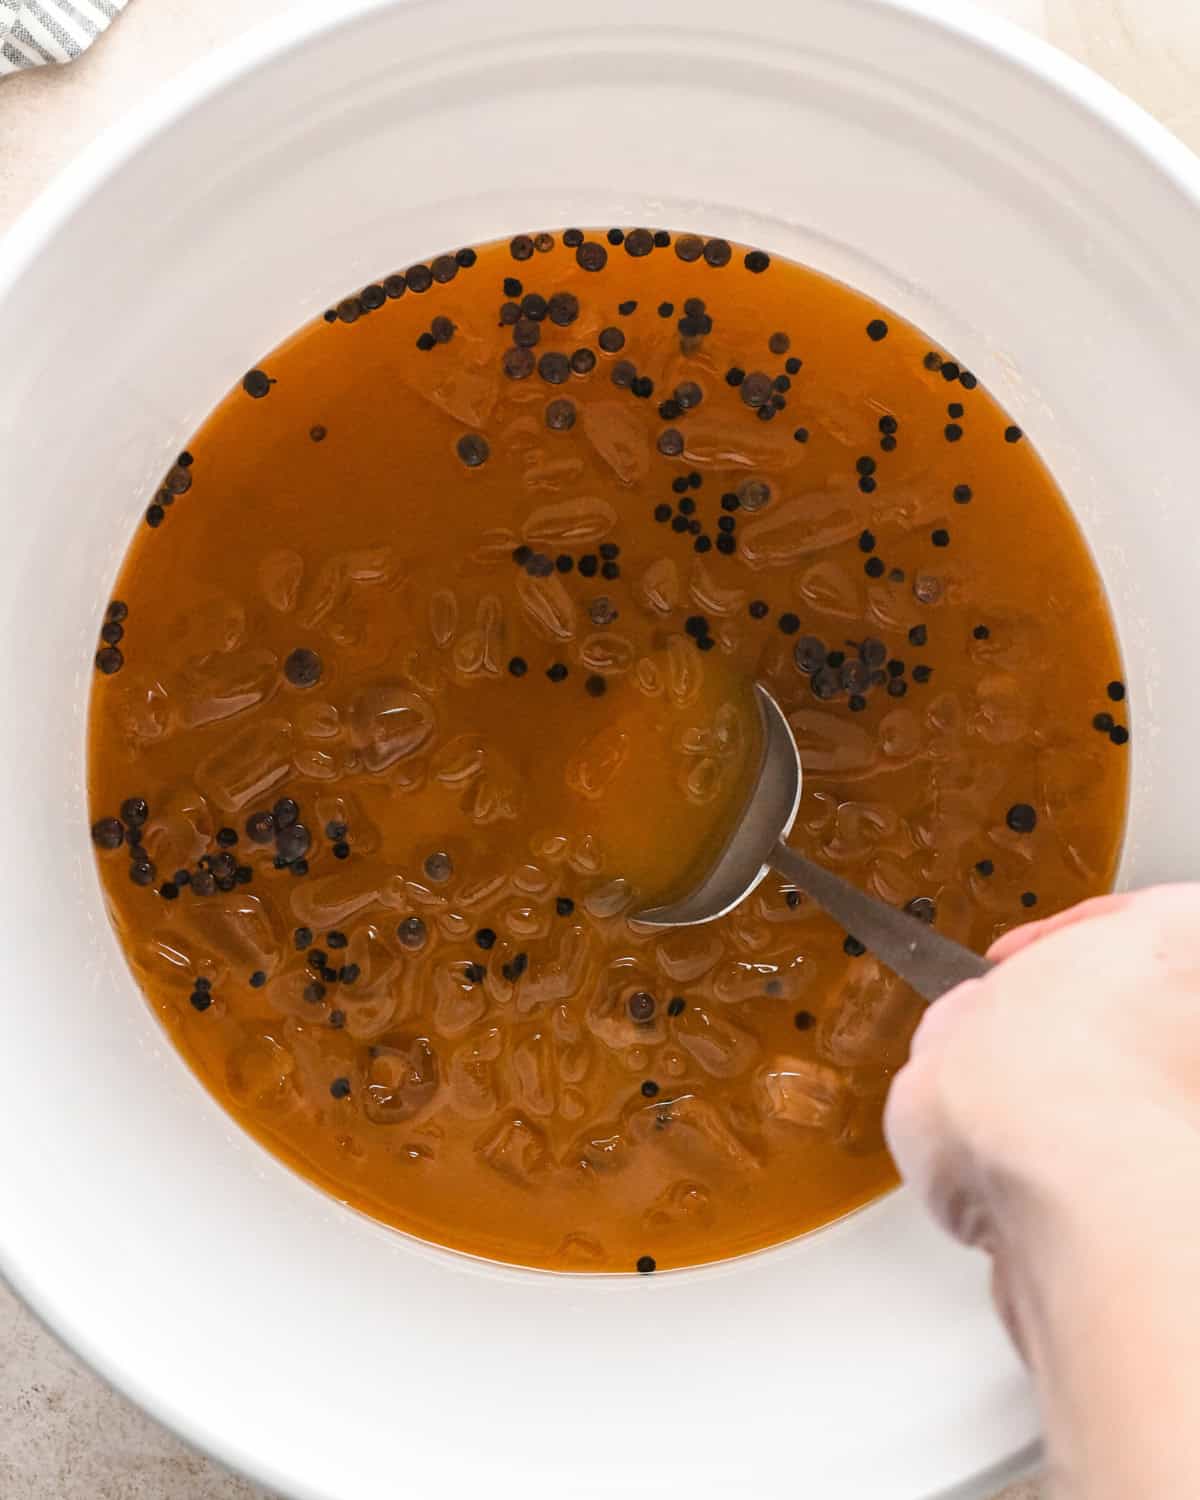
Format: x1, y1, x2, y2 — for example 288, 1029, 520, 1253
2, 2, 1198, 1496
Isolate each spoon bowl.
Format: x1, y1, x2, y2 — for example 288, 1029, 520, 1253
636, 684, 803, 926
636, 683, 992, 1003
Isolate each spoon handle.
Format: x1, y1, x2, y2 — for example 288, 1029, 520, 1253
771, 843, 993, 1003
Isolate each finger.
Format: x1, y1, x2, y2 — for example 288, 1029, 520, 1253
987, 891, 1138, 962
907, 975, 989, 1057
884, 1055, 980, 1241
883, 1052, 939, 1193
887, 980, 990, 1198
991, 1257, 1030, 1365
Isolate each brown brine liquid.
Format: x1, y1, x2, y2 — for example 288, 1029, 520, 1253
88, 229, 1128, 1272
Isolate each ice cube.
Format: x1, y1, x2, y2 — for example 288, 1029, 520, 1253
566, 723, 631, 802
683, 757, 723, 804
641, 1178, 713, 1233
195, 717, 293, 812
431, 733, 486, 788
461, 751, 522, 826
555, 1036, 594, 1087
511, 863, 552, 898
472, 529, 520, 565
688, 559, 746, 617
347, 682, 436, 772
452, 593, 505, 680
511, 1031, 556, 1117
189, 892, 285, 975
567, 835, 604, 876
477, 1114, 549, 1184
840, 1089, 889, 1157
504, 903, 550, 941
675, 1006, 760, 1078
820, 958, 921, 1069
522, 496, 617, 546
290, 871, 384, 933
636, 557, 680, 617
432, 963, 488, 1039
451, 870, 508, 911
558, 1087, 587, 1121
972, 671, 1032, 746
629, 1092, 760, 1172
759, 1056, 851, 1137
294, 746, 343, 782
555, 1233, 606, 1265
296, 701, 341, 743
569, 1120, 628, 1174
627, 658, 662, 700
138, 788, 213, 873
364, 1036, 439, 1124
581, 400, 650, 486
446, 1027, 504, 1119
665, 634, 701, 708
520, 450, 587, 496
579, 633, 634, 675
224, 1031, 296, 1113
585, 876, 636, 918
258, 548, 304, 613
710, 959, 782, 1005
517, 570, 577, 641
500, 927, 592, 1019
428, 588, 458, 648
110, 675, 171, 748
787, 709, 877, 776
170, 594, 246, 655
823, 800, 900, 862
652, 926, 724, 986
740, 496, 863, 569
301, 547, 398, 628
412, 362, 497, 429
584, 961, 659, 1048
878, 707, 922, 761
796, 558, 861, 622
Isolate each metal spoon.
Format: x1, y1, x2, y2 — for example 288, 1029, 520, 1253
635, 683, 992, 1003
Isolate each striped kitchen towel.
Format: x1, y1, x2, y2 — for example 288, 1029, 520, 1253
1, 0, 128, 75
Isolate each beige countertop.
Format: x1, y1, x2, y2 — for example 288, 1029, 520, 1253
2, 1, 1198, 1496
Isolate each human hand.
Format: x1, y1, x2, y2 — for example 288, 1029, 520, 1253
885, 885, 1200, 1500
